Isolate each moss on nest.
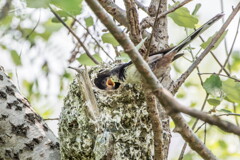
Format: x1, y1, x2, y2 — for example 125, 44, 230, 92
59, 63, 154, 160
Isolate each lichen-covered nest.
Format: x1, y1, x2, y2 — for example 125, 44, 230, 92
59, 63, 154, 160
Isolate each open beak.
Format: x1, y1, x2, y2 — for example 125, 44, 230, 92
106, 78, 115, 90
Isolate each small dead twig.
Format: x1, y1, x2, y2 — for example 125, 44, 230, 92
145, 0, 162, 59
217, 113, 240, 117
219, 15, 240, 74
69, 66, 100, 121
49, 6, 99, 65
198, 35, 230, 76
70, 15, 114, 61
44, 118, 59, 121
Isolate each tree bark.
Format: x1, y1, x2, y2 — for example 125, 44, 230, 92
0, 69, 60, 160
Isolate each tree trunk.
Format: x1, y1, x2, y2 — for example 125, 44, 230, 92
0, 69, 60, 160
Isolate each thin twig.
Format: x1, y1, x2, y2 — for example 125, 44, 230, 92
44, 118, 59, 121
217, 113, 240, 117
49, 6, 99, 64
233, 104, 240, 126
158, 0, 193, 18
145, 0, 162, 59
194, 122, 206, 133
199, 73, 240, 82
204, 123, 207, 144
198, 35, 230, 76
140, 0, 193, 29
178, 45, 209, 159
220, 0, 229, 57
173, 4, 240, 93
70, 15, 114, 61
169, 101, 240, 135
178, 94, 209, 160
219, 15, 240, 74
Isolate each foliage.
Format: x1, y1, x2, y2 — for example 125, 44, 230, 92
101, 32, 119, 47
200, 30, 228, 50
202, 74, 240, 107
168, 3, 198, 28
77, 53, 102, 66
0, 0, 240, 159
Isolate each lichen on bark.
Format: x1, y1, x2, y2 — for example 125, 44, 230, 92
59, 63, 156, 159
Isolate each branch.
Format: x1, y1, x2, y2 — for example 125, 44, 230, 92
70, 15, 114, 61
141, 0, 193, 29
49, 6, 99, 64
145, 0, 162, 59
172, 3, 240, 93
98, 0, 128, 27
178, 94, 209, 160
85, 0, 218, 159
168, 102, 240, 135
135, 0, 148, 13
144, 87, 164, 160
199, 72, 240, 82
68, 66, 100, 121
198, 35, 230, 76
219, 15, 240, 73
159, 0, 193, 18
124, 0, 143, 45
218, 113, 240, 117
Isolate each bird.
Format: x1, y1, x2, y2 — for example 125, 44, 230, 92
94, 13, 224, 90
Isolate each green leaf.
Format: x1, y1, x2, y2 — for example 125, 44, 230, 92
51, 10, 68, 23
22, 80, 34, 94
192, 3, 201, 15
219, 109, 232, 114
136, 37, 147, 50
101, 33, 119, 47
51, 0, 83, 15
207, 98, 221, 106
200, 30, 228, 50
176, 92, 186, 99
203, 74, 223, 97
231, 51, 240, 71
168, 6, 198, 28
222, 78, 240, 103
218, 140, 228, 149
116, 52, 130, 62
85, 16, 94, 27
26, 0, 50, 8
63, 71, 72, 79
10, 50, 22, 66
77, 53, 102, 66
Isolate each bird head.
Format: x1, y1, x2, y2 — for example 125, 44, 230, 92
94, 70, 121, 90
